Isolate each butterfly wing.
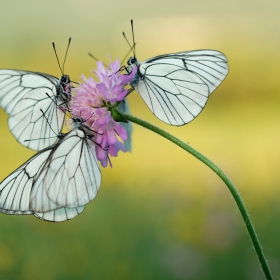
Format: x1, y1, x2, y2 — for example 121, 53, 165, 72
33, 206, 85, 222
132, 50, 229, 126
0, 147, 52, 215
0, 138, 87, 222
30, 128, 102, 213
0, 69, 66, 150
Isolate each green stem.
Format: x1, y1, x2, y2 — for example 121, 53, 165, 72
120, 111, 273, 280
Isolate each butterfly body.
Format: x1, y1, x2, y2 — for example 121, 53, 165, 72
56, 74, 71, 110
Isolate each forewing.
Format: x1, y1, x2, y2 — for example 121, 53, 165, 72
0, 70, 65, 150
30, 129, 101, 212
135, 50, 228, 125
0, 147, 52, 215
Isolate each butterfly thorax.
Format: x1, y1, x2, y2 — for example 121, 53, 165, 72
56, 75, 71, 112
57, 75, 71, 101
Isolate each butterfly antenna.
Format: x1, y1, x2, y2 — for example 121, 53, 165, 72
122, 32, 135, 59
62, 37, 71, 74
74, 111, 103, 135
130, 19, 136, 58
40, 109, 59, 136
24, 135, 59, 142
45, 92, 56, 104
120, 43, 136, 65
52, 42, 63, 75
84, 111, 95, 122
88, 52, 100, 62
88, 53, 108, 68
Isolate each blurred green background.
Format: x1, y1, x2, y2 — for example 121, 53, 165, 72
0, 0, 280, 279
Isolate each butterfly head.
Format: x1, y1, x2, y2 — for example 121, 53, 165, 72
72, 116, 90, 130
72, 116, 83, 126
71, 117, 97, 139
127, 56, 138, 66
59, 75, 70, 89
127, 56, 139, 74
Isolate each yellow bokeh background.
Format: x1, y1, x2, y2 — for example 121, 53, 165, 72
0, 0, 280, 279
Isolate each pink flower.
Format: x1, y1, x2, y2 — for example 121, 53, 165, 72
70, 58, 136, 167
94, 59, 136, 103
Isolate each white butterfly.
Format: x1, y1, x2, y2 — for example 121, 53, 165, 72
126, 49, 229, 126
0, 69, 71, 151
0, 118, 101, 222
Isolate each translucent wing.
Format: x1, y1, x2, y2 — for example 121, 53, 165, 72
0, 145, 85, 222
30, 128, 101, 213
0, 126, 101, 222
0, 147, 51, 214
33, 206, 85, 222
0, 69, 70, 150
130, 50, 229, 126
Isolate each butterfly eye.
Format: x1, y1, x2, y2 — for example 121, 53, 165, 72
60, 75, 70, 85
72, 117, 83, 124
127, 57, 136, 65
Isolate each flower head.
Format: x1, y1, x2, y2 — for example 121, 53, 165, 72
70, 57, 136, 167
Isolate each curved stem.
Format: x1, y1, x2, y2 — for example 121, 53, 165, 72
120, 111, 273, 280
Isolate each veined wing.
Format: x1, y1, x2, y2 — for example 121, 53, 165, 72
30, 128, 101, 212
131, 50, 228, 126
0, 130, 95, 222
0, 146, 52, 214
0, 145, 85, 222
33, 206, 85, 222
0, 69, 70, 150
